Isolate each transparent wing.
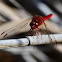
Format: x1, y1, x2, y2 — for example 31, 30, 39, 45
0, 17, 32, 39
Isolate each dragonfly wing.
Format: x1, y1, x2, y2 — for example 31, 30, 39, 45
0, 17, 32, 39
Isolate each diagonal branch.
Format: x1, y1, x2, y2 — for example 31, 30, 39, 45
0, 34, 62, 47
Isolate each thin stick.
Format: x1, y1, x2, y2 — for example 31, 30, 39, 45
0, 34, 62, 47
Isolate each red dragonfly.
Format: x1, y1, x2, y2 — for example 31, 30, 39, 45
28, 14, 52, 36
1, 14, 52, 39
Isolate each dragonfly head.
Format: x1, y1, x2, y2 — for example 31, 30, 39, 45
30, 21, 39, 29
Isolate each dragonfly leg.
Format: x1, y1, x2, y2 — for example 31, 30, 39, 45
27, 29, 33, 36
35, 28, 39, 39
38, 28, 42, 39
33, 31, 37, 36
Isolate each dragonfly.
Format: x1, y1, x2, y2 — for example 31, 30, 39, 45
28, 14, 52, 36
1, 14, 52, 37
0, 14, 57, 47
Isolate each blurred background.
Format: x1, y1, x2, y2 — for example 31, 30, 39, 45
0, 0, 62, 62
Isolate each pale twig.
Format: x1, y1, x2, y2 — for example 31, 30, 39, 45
0, 34, 62, 47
